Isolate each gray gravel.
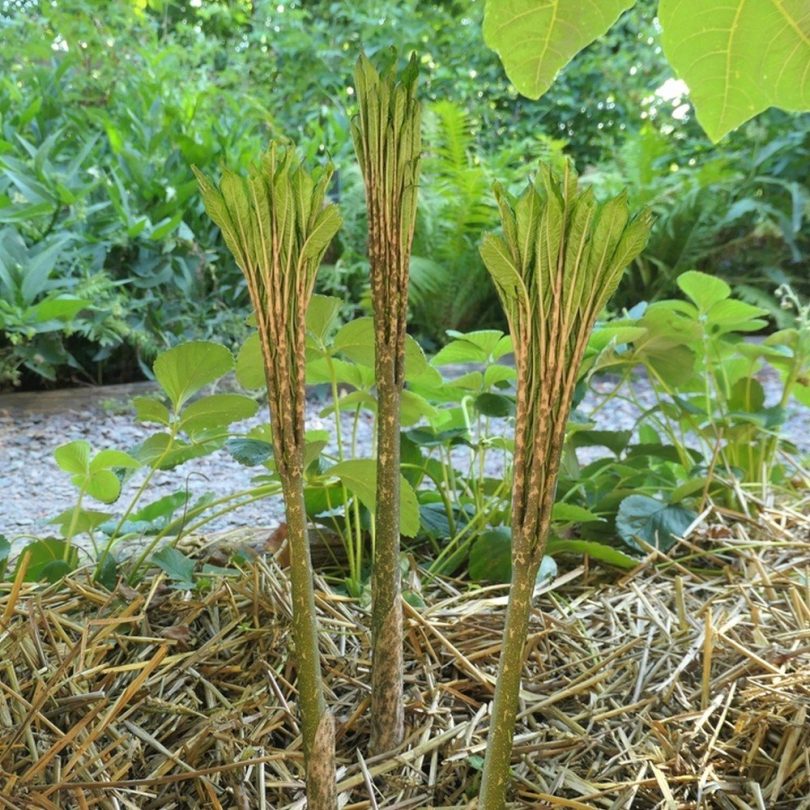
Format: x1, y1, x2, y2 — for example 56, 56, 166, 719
1, 370, 807, 553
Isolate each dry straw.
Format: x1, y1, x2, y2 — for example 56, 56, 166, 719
1, 500, 807, 808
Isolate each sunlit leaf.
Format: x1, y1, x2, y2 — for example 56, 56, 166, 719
153, 341, 234, 410
307, 293, 343, 342
659, 0, 810, 142
328, 459, 420, 537
54, 440, 91, 475
677, 270, 729, 313
235, 332, 264, 390
133, 396, 171, 426
483, 0, 636, 99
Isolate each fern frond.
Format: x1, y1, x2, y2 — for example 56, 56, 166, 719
410, 100, 500, 341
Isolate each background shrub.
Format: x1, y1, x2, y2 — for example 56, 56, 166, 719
1, 0, 807, 387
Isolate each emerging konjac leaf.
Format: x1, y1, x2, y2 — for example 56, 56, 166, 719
477, 162, 652, 809
195, 144, 341, 810
351, 51, 422, 755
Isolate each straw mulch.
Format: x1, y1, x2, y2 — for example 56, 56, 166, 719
1, 502, 808, 809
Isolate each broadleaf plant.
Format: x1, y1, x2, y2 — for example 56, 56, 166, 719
483, 0, 635, 100
477, 161, 652, 808
351, 51, 422, 755
194, 143, 342, 810
483, 0, 810, 142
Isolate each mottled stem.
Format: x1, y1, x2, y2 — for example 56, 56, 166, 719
370, 365, 404, 753
282, 472, 336, 809
477, 549, 542, 809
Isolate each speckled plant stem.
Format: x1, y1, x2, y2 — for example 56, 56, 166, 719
477, 162, 652, 808
282, 472, 336, 809
370, 348, 405, 752
195, 145, 342, 809
351, 52, 421, 755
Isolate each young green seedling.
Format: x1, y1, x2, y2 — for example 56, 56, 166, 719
477, 162, 652, 809
194, 144, 341, 810
351, 51, 422, 754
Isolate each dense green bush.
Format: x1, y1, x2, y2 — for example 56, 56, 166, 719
1, 0, 807, 386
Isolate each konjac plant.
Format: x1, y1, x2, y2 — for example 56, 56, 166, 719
477, 162, 653, 808
351, 51, 422, 754
194, 144, 342, 810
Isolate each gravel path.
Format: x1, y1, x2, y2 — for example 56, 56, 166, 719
1, 371, 807, 551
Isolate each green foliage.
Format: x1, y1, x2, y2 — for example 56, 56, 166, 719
1, 0, 807, 389
485, 0, 810, 142
658, 0, 810, 141
588, 117, 810, 313
18, 538, 79, 583
483, 0, 635, 99
615, 494, 695, 552
0, 535, 8, 580
408, 101, 501, 342
54, 440, 140, 504
593, 271, 809, 493
22, 339, 270, 587
153, 341, 235, 411
329, 459, 420, 537
0, 0, 271, 386
152, 547, 196, 590
7, 271, 806, 602
477, 160, 653, 808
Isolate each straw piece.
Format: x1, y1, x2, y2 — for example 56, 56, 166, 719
0, 504, 807, 806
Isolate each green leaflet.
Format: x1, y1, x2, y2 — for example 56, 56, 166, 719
482, 162, 652, 330
481, 161, 654, 528
515, 186, 539, 274
479, 233, 526, 327
586, 193, 626, 284
352, 50, 421, 276
194, 142, 342, 429
194, 144, 341, 300
301, 205, 342, 266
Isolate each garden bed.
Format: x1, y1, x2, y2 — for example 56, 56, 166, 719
3, 365, 808, 544
1, 504, 808, 809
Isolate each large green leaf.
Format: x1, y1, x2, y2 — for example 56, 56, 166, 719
54, 440, 91, 475
235, 333, 264, 390
328, 459, 420, 537
19, 538, 79, 583
50, 508, 113, 537
133, 396, 171, 426
180, 393, 258, 436
483, 0, 636, 99
677, 271, 730, 314
306, 294, 343, 342
332, 318, 430, 380
431, 330, 509, 366
468, 527, 558, 584
84, 470, 122, 503
153, 341, 234, 410
616, 494, 696, 552
225, 438, 274, 466
659, 0, 810, 142
469, 527, 512, 583
90, 450, 140, 472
